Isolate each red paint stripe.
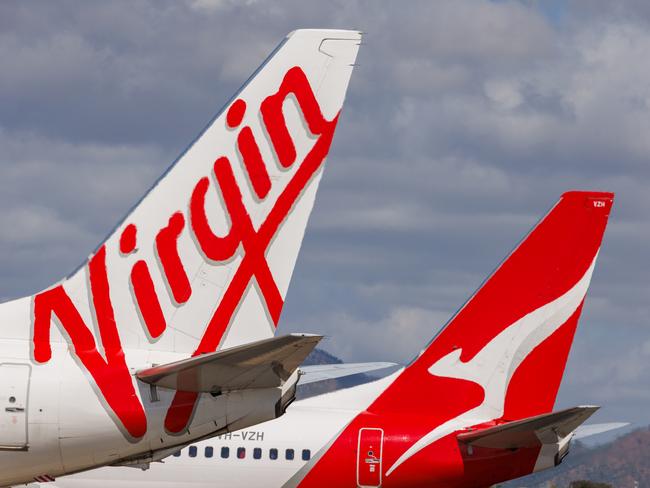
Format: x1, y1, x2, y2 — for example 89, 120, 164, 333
226, 99, 246, 128
119, 224, 137, 254
190, 176, 240, 261
237, 127, 271, 199
163, 390, 199, 434
89, 247, 122, 357
131, 260, 167, 339
156, 212, 192, 304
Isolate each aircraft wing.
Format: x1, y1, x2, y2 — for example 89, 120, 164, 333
136, 334, 321, 393
457, 405, 599, 449
299, 362, 398, 385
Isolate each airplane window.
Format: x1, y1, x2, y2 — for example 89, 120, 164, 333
302, 449, 311, 461
269, 448, 278, 460
221, 447, 230, 459
172, 450, 181, 457
237, 447, 246, 459
253, 447, 262, 460
189, 446, 197, 458
205, 446, 213, 458
286, 449, 294, 460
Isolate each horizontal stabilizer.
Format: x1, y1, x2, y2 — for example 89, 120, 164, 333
136, 334, 322, 393
457, 406, 599, 449
299, 362, 398, 385
574, 422, 629, 440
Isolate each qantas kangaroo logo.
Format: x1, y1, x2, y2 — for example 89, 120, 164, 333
31, 66, 340, 440
385, 256, 598, 476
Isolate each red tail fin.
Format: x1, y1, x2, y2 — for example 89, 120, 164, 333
379, 191, 612, 417
381, 191, 612, 475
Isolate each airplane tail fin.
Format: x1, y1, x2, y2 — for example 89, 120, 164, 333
379, 191, 613, 418
373, 191, 613, 476
27, 30, 361, 360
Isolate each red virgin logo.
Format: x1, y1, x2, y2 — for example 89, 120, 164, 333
31, 67, 340, 439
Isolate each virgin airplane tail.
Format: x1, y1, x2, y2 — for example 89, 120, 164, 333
0, 30, 361, 443
21, 29, 361, 360
294, 191, 614, 487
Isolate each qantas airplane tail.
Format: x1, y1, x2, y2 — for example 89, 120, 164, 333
370, 191, 613, 475
381, 191, 613, 417
23, 29, 361, 360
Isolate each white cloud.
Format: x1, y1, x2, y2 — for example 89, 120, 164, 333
0, 206, 89, 245
299, 306, 451, 364
0, 128, 164, 296
190, 0, 260, 10
484, 79, 524, 111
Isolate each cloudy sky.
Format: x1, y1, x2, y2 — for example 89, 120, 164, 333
1, 0, 649, 428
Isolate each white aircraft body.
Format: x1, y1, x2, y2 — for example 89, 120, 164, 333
36, 380, 394, 488
55, 400, 627, 487
55, 390, 626, 488
0, 29, 362, 486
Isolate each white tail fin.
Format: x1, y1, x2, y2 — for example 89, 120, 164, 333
26, 30, 361, 364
